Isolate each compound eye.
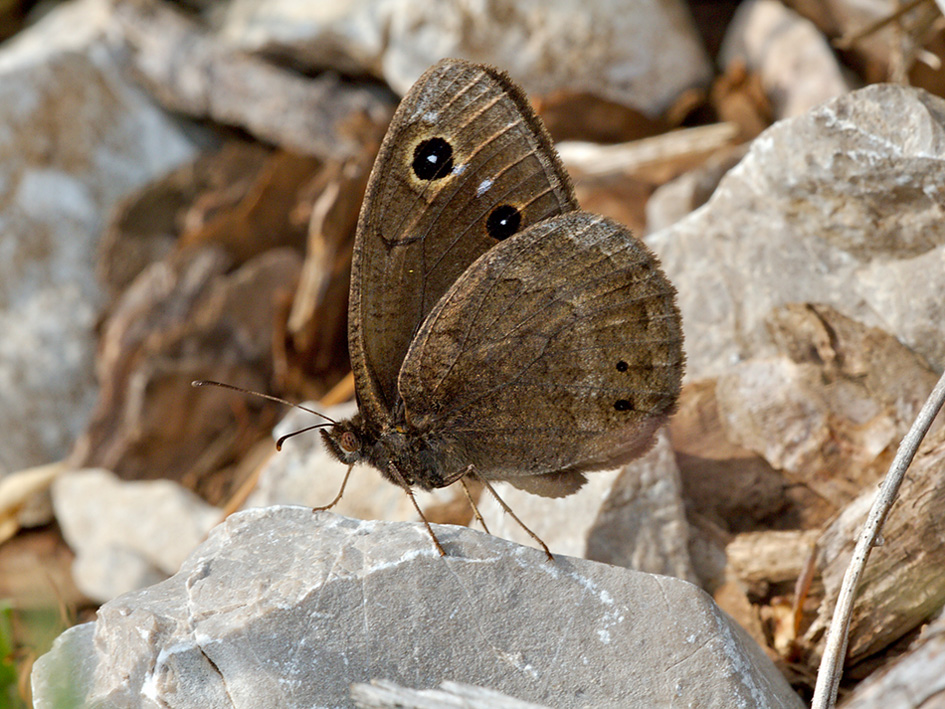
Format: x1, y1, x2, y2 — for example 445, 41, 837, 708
340, 431, 359, 453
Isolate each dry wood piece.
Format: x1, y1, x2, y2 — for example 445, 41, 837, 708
535, 89, 668, 144
556, 122, 739, 181
0, 523, 88, 611
285, 154, 375, 394
98, 141, 273, 297
806, 424, 945, 665
0, 462, 68, 544
710, 59, 773, 141
727, 529, 820, 590
839, 609, 945, 708
177, 150, 320, 264
70, 247, 301, 502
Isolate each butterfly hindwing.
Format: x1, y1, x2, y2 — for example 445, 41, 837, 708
398, 212, 685, 480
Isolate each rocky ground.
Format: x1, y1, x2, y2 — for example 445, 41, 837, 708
2, 0, 945, 707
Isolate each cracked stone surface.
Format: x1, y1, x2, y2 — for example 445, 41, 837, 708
32, 507, 803, 708
648, 84, 945, 380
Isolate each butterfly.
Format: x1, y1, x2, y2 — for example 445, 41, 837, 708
318, 58, 685, 555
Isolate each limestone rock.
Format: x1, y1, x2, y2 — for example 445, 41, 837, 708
644, 145, 748, 234
31, 507, 804, 708
720, 0, 855, 119
114, 0, 393, 161
716, 304, 939, 506
220, 0, 712, 117
585, 430, 698, 583
0, 0, 204, 475
52, 468, 220, 602
647, 85, 945, 380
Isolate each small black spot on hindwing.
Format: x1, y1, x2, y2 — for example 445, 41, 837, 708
486, 205, 522, 240
614, 399, 634, 412
616, 361, 629, 372
412, 138, 454, 180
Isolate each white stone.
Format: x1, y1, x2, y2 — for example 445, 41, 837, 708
476, 469, 622, 558
0, 0, 204, 475
221, 0, 712, 116
248, 401, 457, 523
52, 468, 221, 602
720, 0, 855, 119
647, 84, 945, 381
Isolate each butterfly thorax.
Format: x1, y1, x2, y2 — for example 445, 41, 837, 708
321, 414, 458, 491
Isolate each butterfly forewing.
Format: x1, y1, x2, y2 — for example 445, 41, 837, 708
349, 59, 578, 427
398, 212, 684, 478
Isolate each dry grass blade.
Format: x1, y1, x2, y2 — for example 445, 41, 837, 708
812, 369, 945, 709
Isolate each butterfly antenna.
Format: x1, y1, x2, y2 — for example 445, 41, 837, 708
275, 423, 333, 451
191, 380, 338, 425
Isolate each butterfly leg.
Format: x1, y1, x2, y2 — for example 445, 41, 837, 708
386, 462, 447, 556
458, 476, 490, 535
468, 468, 554, 561
312, 464, 354, 512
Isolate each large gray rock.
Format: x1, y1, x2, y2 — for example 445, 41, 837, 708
585, 430, 698, 583
220, 0, 712, 116
648, 84, 945, 380
0, 0, 204, 475
32, 507, 804, 708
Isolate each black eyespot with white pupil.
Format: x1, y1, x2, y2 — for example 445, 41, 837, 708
614, 399, 634, 412
412, 137, 453, 180
616, 361, 629, 372
486, 205, 522, 240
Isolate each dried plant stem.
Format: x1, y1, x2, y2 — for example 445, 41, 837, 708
811, 370, 945, 709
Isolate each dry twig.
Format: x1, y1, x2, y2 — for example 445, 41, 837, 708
811, 370, 945, 708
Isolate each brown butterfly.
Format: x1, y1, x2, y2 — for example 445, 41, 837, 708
318, 58, 685, 556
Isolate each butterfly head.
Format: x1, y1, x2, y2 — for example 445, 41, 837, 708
321, 418, 365, 465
